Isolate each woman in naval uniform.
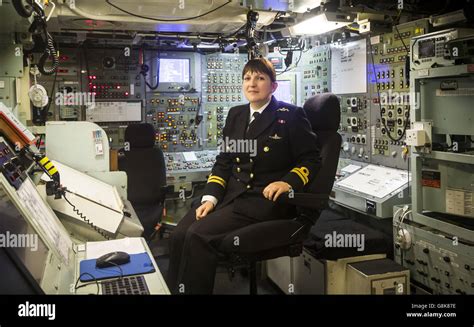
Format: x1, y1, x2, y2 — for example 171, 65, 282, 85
167, 58, 321, 294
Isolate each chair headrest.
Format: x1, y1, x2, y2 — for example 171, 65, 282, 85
303, 93, 341, 132
124, 123, 156, 148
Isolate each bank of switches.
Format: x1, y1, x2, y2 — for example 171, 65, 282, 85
165, 151, 218, 172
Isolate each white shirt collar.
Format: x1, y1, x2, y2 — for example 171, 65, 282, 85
249, 98, 272, 115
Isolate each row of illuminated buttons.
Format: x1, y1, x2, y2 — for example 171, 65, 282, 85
303, 73, 327, 79
159, 142, 198, 148
394, 31, 412, 39
382, 115, 410, 124
207, 64, 244, 70
381, 105, 410, 110
379, 55, 407, 63
381, 118, 407, 126
206, 95, 241, 102
308, 58, 328, 64
374, 139, 405, 146
164, 98, 199, 105
89, 84, 128, 89
381, 109, 401, 118
207, 86, 242, 93
347, 136, 367, 144
381, 108, 409, 115
149, 116, 186, 122
207, 78, 242, 84
93, 92, 130, 98
304, 83, 328, 90
166, 163, 215, 171
381, 128, 404, 136
207, 115, 224, 122
88, 75, 129, 81
377, 82, 409, 90
377, 70, 397, 79
156, 135, 197, 141
383, 46, 408, 54
207, 72, 241, 77
304, 90, 329, 98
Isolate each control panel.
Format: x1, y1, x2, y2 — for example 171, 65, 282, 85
394, 207, 474, 294
369, 20, 428, 169
145, 93, 202, 152
338, 94, 371, 162
0, 140, 25, 190
411, 28, 474, 69
300, 45, 331, 103
165, 150, 217, 173
85, 49, 144, 101
201, 53, 246, 148
37, 48, 82, 121
165, 150, 218, 192
36, 47, 146, 147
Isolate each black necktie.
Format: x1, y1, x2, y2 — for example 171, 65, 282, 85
249, 111, 260, 127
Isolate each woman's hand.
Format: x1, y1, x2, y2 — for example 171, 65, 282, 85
195, 201, 215, 220
263, 181, 292, 202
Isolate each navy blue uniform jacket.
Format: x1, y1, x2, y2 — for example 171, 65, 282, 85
203, 96, 321, 220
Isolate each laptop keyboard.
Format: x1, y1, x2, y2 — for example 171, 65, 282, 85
101, 275, 150, 295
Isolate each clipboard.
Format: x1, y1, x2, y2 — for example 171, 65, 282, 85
79, 252, 155, 281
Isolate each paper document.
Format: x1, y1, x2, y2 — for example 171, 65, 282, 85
341, 164, 362, 174
183, 151, 197, 162
335, 165, 410, 199
17, 179, 72, 264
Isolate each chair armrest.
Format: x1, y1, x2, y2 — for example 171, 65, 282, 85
158, 185, 171, 205
246, 188, 329, 210
277, 192, 329, 210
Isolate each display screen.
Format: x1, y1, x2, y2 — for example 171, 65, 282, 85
269, 56, 284, 70
159, 58, 190, 83
274, 80, 294, 104
418, 39, 435, 59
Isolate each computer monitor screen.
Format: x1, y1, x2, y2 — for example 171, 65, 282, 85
159, 58, 190, 83
274, 80, 293, 104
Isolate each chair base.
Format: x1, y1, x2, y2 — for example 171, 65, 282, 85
221, 243, 303, 294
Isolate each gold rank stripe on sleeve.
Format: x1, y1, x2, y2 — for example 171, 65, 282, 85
290, 167, 310, 185
207, 175, 226, 188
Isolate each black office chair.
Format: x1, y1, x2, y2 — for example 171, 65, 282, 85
118, 123, 167, 240
217, 93, 342, 294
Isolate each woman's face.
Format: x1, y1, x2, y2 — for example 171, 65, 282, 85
243, 71, 278, 106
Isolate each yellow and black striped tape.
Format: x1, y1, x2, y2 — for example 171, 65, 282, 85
38, 156, 59, 178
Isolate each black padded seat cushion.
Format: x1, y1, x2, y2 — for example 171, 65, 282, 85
303, 210, 388, 260
218, 219, 310, 255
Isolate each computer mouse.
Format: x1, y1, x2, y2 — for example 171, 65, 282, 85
96, 251, 130, 268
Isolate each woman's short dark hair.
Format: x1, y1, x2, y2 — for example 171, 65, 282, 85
242, 58, 276, 83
